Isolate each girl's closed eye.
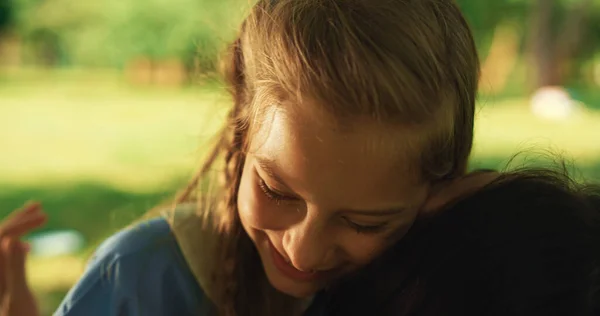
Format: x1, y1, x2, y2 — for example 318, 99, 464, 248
257, 177, 297, 202
257, 174, 389, 234
342, 217, 389, 234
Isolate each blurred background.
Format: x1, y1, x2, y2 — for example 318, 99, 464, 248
1, 0, 599, 314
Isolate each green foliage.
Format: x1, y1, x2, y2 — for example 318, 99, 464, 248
0, 0, 13, 32
11, 0, 247, 68
456, 0, 529, 54
7, 0, 600, 73
456, 0, 600, 53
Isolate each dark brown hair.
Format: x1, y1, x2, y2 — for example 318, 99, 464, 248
323, 169, 600, 316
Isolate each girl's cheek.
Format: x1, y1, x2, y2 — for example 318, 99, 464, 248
340, 220, 415, 266
340, 234, 388, 266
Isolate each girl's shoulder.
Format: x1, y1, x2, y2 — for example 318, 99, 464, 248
54, 215, 214, 316
93, 216, 175, 259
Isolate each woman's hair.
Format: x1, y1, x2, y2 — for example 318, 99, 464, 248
176, 1, 480, 315
323, 168, 600, 316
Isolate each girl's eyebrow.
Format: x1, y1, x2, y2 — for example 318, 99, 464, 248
342, 208, 407, 217
255, 156, 292, 189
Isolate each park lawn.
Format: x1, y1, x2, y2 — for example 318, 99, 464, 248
2, 70, 600, 192
0, 70, 228, 191
1, 70, 600, 315
472, 96, 600, 165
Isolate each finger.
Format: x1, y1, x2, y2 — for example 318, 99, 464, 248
0, 214, 47, 240
0, 239, 5, 300
1, 239, 38, 316
2, 202, 42, 226
0, 206, 47, 239
2, 238, 29, 294
0, 203, 39, 300
1, 202, 42, 229
19, 242, 31, 253
18, 201, 42, 215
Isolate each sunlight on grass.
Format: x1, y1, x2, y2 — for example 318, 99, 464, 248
28, 255, 86, 292
28, 255, 87, 316
0, 70, 229, 191
473, 97, 600, 162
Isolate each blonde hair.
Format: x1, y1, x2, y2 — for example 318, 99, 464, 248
175, 0, 480, 315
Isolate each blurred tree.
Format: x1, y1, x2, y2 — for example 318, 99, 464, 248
456, 0, 528, 56
11, 0, 246, 77
528, 0, 555, 88
0, 0, 13, 34
7, 0, 599, 91
458, 0, 599, 95
528, 0, 594, 89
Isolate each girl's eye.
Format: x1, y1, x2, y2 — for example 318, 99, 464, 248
342, 217, 388, 235
257, 178, 296, 202
257, 175, 387, 234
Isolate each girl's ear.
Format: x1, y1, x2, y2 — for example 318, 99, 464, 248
420, 171, 500, 216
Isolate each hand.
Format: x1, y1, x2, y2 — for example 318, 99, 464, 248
0, 202, 47, 316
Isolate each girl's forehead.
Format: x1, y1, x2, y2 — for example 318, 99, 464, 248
252, 105, 421, 161
249, 107, 427, 207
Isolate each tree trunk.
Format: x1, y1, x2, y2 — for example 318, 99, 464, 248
553, 0, 593, 84
528, 0, 593, 90
529, 0, 557, 89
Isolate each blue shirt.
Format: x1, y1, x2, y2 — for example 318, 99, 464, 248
54, 217, 212, 315
54, 217, 326, 316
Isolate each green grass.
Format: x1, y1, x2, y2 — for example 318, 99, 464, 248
472, 96, 600, 161
1, 69, 600, 315
0, 68, 228, 191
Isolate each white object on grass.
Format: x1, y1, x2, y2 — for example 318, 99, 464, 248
28, 230, 86, 257
530, 86, 575, 121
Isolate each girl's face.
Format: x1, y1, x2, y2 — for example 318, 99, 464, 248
237, 106, 430, 298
